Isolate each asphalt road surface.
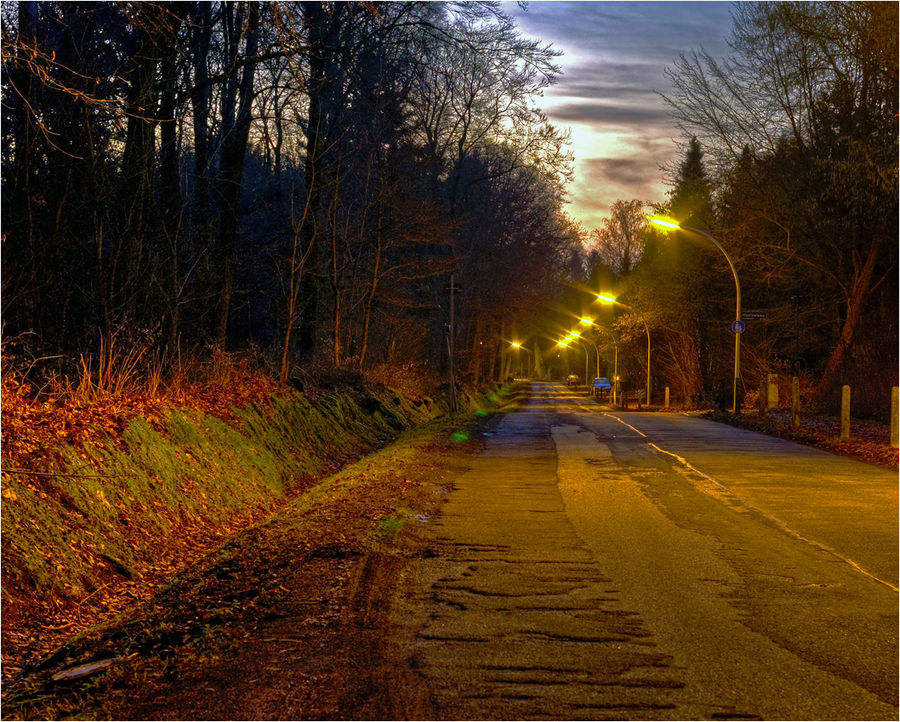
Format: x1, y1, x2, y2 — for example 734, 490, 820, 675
395, 381, 898, 720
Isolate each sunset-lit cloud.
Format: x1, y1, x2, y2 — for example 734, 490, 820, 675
506, 1, 733, 231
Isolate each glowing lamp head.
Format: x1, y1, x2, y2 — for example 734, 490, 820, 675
579, 317, 593, 325
597, 294, 617, 305
511, 341, 522, 349
650, 216, 680, 230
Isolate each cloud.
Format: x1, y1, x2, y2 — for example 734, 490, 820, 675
556, 61, 668, 99
503, 1, 734, 227
580, 155, 669, 203
549, 101, 670, 127
509, 1, 733, 61
588, 157, 654, 189
569, 140, 676, 224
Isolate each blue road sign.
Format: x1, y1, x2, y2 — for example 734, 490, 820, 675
732, 320, 746, 334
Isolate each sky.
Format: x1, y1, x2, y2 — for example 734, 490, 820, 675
504, 1, 736, 232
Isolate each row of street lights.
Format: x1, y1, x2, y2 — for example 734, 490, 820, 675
552, 293, 645, 405
509, 216, 742, 412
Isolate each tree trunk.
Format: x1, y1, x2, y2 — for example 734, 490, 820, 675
359, 198, 384, 370
214, 1, 260, 345
297, 1, 331, 357
157, 8, 187, 349
329, 158, 343, 365
116, 13, 166, 324
812, 234, 883, 406
9, 2, 40, 330
189, 2, 212, 244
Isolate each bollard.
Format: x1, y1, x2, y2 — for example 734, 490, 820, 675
840, 385, 851, 441
891, 387, 899, 449
758, 379, 766, 418
767, 374, 779, 409
791, 377, 800, 429
664, 386, 670, 409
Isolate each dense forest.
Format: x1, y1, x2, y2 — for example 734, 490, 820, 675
2, 1, 897, 417
2, 1, 580, 388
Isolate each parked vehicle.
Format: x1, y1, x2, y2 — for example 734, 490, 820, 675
592, 377, 612, 397
566, 374, 580, 387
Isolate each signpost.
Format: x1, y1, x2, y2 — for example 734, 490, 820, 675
731, 320, 745, 334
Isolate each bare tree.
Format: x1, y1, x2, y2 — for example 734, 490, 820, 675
589, 200, 648, 276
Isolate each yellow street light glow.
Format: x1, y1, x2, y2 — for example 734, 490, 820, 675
597, 293, 617, 304
650, 216, 680, 230
579, 317, 594, 325
557, 340, 569, 347
511, 341, 522, 349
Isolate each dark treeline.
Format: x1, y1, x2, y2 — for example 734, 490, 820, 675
3, 1, 896, 418
2, 1, 581, 384
573, 1, 897, 419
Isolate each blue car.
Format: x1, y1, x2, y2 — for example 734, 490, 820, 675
592, 377, 612, 397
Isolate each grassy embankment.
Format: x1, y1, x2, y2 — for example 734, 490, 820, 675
1, 346, 512, 688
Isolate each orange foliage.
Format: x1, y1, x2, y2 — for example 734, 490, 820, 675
1, 350, 281, 473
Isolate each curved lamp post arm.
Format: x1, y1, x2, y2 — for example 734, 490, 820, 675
681, 225, 742, 321
596, 298, 652, 406
668, 222, 743, 412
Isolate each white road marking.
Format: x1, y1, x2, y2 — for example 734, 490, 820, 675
600, 412, 647, 437
601, 412, 900, 594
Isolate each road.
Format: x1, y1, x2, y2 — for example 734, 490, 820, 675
393, 381, 898, 720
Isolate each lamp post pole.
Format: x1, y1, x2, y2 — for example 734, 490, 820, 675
650, 218, 742, 412
580, 340, 588, 389
579, 318, 603, 380
597, 295, 651, 406
613, 342, 619, 405
640, 316, 650, 405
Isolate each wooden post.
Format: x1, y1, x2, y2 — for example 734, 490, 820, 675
791, 377, 800, 429
758, 379, 766, 418
840, 385, 850, 441
767, 373, 779, 409
890, 387, 899, 448
664, 386, 670, 409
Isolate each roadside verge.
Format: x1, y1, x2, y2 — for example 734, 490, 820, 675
2, 385, 522, 720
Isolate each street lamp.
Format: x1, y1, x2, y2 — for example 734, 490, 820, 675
558, 336, 589, 390
650, 216, 742, 413
567, 332, 590, 388
510, 341, 533, 377
579, 317, 602, 378
597, 294, 651, 406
